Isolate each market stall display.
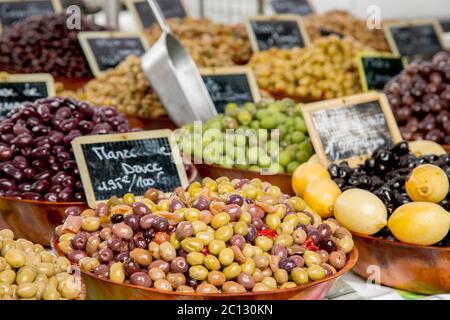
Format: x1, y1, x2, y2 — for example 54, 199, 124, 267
0, 229, 85, 300
304, 10, 390, 52
59, 56, 167, 121
0, 13, 106, 80
250, 36, 369, 102
53, 177, 357, 299
384, 51, 450, 145
146, 17, 252, 68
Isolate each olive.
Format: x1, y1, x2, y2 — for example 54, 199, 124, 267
186, 252, 204, 266
154, 279, 173, 291
303, 250, 322, 267
329, 250, 347, 270
189, 265, 209, 281
207, 270, 226, 287
181, 237, 204, 253
130, 272, 152, 287
223, 262, 241, 280
237, 272, 255, 290
204, 255, 221, 271
196, 283, 218, 293
222, 281, 246, 293
171, 257, 188, 273
175, 221, 193, 240
307, 265, 326, 281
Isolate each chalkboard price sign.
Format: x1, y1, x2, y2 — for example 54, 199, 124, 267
384, 20, 445, 59
0, 73, 55, 119
302, 92, 402, 167
125, 0, 189, 31
72, 130, 189, 208
246, 15, 310, 52
357, 52, 407, 91
201, 67, 261, 114
271, 0, 314, 16
78, 32, 149, 77
0, 0, 62, 33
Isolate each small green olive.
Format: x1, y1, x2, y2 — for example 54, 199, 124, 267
218, 248, 235, 266
208, 240, 226, 256
223, 262, 241, 280
186, 252, 204, 266
214, 226, 233, 242
255, 236, 274, 252
291, 267, 309, 285
189, 265, 209, 281
181, 237, 204, 253
307, 265, 326, 281
203, 255, 221, 271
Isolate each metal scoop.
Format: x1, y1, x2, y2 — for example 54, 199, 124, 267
141, 0, 217, 126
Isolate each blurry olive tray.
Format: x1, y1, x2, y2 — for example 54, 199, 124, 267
245, 14, 311, 53
302, 91, 403, 168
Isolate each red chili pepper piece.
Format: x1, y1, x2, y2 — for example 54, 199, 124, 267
201, 246, 209, 255
257, 229, 276, 238
303, 237, 319, 251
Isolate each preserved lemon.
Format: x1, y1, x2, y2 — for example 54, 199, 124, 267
334, 189, 387, 235
303, 178, 341, 218
408, 140, 446, 157
405, 164, 449, 203
292, 163, 331, 197
388, 202, 450, 246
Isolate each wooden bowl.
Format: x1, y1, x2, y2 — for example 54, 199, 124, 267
352, 233, 450, 295
0, 163, 197, 246
127, 116, 177, 131
51, 235, 358, 300
196, 163, 294, 195
55, 77, 93, 91
0, 197, 88, 246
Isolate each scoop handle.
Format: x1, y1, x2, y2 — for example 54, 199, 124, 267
147, 0, 170, 33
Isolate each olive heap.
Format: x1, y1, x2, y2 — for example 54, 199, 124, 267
146, 17, 252, 67
180, 100, 314, 173
0, 97, 130, 202
385, 51, 450, 145
60, 56, 166, 119
0, 13, 106, 78
250, 36, 368, 101
304, 10, 390, 52
55, 178, 354, 294
0, 229, 82, 300
328, 141, 450, 246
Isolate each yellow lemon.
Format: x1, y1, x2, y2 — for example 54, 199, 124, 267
292, 163, 331, 197
388, 202, 450, 246
405, 164, 449, 203
303, 178, 341, 218
334, 188, 387, 235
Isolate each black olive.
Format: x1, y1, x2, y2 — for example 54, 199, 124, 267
392, 141, 409, 156
328, 164, 340, 178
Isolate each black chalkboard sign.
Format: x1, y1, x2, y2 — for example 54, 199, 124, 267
201, 67, 261, 114
357, 53, 407, 91
78, 32, 149, 77
0, 0, 61, 32
302, 92, 402, 167
72, 130, 188, 207
247, 16, 309, 52
126, 0, 188, 31
385, 20, 445, 59
0, 74, 55, 119
271, 0, 313, 16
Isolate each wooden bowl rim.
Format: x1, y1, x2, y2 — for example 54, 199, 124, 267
196, 161, 293, 178
51, 234, 358, 298
352, 232, 450, 252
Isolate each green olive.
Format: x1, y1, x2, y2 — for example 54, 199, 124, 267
109, 262, 125, 284
186, 252, 204, 266
36, 262, 55, 277
223, 262, 241, 280
283, 214, 299, 227
0, 257, 7, 272
196, 231, 214, 245
240, 258, 255, 275
43, 285, 61, 300
338, 236, 354, 253
211, 212, 231, 229
159, 242, 177, 261
81, 216, 101, 232
307, 265, 326, 281
255, 236, 273, 252
280, 281, 297, 289
79, 257, 100, 272
218, 248, 235, 266
5, 249, 26, 268
184, 208, 201, 222
252, 282, 271, 292
170, 233, 181, 250
16, 266, 37, 285
58, 277, 81, 300
262, 276, 277, 289
39, 251, 54, 263
0, 229, 14, 240
204, 255, 221, 271
292, 229, 307, 244
276, 222, 294, 235
0, 270, 16, 284
297, 212, 311, 226
208, 240, 226, 256
274, 234, 293, 247
16, 283, 37, 299
303, 250, 322, 267
265, 213, 281, 230
214, 226, 233, 242
181, 237, 204, 253
233, 221, 248, 236
288, 197, 306, 212
189, 265, 209, 281
242, 244, 255, 258
291, 267, 309, 285
239, 212, 252, 224
274, 269, 289, 285
192, 221, 208, 234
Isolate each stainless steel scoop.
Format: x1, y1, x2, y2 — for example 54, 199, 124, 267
141, 0, 217, 126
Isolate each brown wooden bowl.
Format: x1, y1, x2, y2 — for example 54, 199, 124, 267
0, 197, 88, 246
55, 77, 93, 91
196, 162, 294, 195
0, 163, 197, 246
51, 235, 358, 300
127, 116, 177, 131
352, 233, 450, 295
